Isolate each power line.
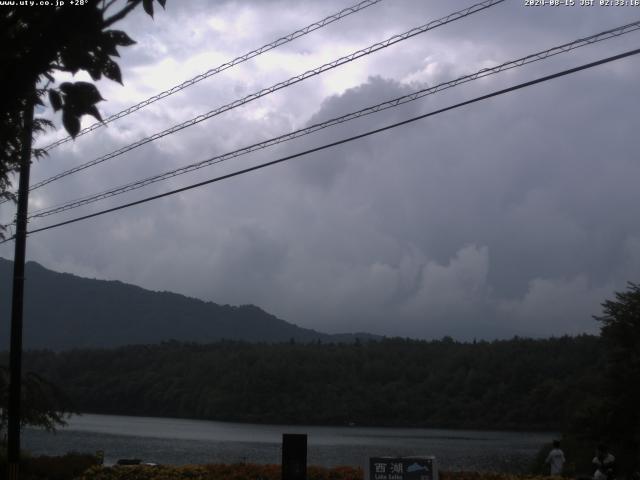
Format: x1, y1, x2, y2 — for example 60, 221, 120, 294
26, 20, 640, 220
25, 0, 504, 194
10, 47, 637, 241
40, 0, 386, 151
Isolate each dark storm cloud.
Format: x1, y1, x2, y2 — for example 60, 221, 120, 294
2, 0, 639, 339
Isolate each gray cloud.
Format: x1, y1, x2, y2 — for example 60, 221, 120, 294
2, 0, 639, 340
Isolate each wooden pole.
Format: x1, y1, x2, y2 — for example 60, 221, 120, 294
7, 95, 35, 480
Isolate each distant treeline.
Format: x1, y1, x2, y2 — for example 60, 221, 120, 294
1, 336, 603, 430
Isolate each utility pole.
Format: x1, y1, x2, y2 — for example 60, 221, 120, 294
7, 95, 35, 480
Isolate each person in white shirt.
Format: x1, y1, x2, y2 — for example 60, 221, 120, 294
545, 440, 566, 476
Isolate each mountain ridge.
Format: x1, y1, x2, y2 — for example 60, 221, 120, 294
0, 257, 378, 350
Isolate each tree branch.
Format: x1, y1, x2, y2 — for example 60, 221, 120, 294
103, 0, 141, 27
50, 65, 75, 72
101, 0, 120, 14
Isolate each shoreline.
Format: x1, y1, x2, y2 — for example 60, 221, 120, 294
64, 411, 561, 435
24, 414, 550, 473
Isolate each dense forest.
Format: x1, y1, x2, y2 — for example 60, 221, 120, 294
1, 335, 603, 431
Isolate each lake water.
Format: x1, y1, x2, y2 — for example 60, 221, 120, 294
23, 414, 554, 473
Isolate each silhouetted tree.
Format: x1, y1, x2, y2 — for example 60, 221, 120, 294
0, 366, 74, 437
595, 282, 640, 471
0, 0, 166, 234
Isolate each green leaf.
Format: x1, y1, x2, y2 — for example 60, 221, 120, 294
86, 64, 102, 81
59, 83, 74, 94
142, 0, 154, 17
59, 48, 93, 74
86, 105, 103, 122
102, 58, 123, 84
59, 54, 80, 74
59, 82, 105, 120
105, 30, 136, 47
71, 82, 104, 105
100, 37, 120, 57
156, 0, 166, 8
49, 90, 62, 111
62, 110, 81, 138
32, 148, 49, 160
34, 118, 54, 130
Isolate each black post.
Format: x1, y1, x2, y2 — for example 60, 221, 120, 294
282, 433, 307, 480
7, 97, 35, 480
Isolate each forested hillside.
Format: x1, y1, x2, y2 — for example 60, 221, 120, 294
0, 258, 375, 349
4, 336, 603, 431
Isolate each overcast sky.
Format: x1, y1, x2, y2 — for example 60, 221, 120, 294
2, 0, 639, 340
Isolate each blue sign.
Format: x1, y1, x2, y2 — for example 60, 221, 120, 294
368, 457, 438, 480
